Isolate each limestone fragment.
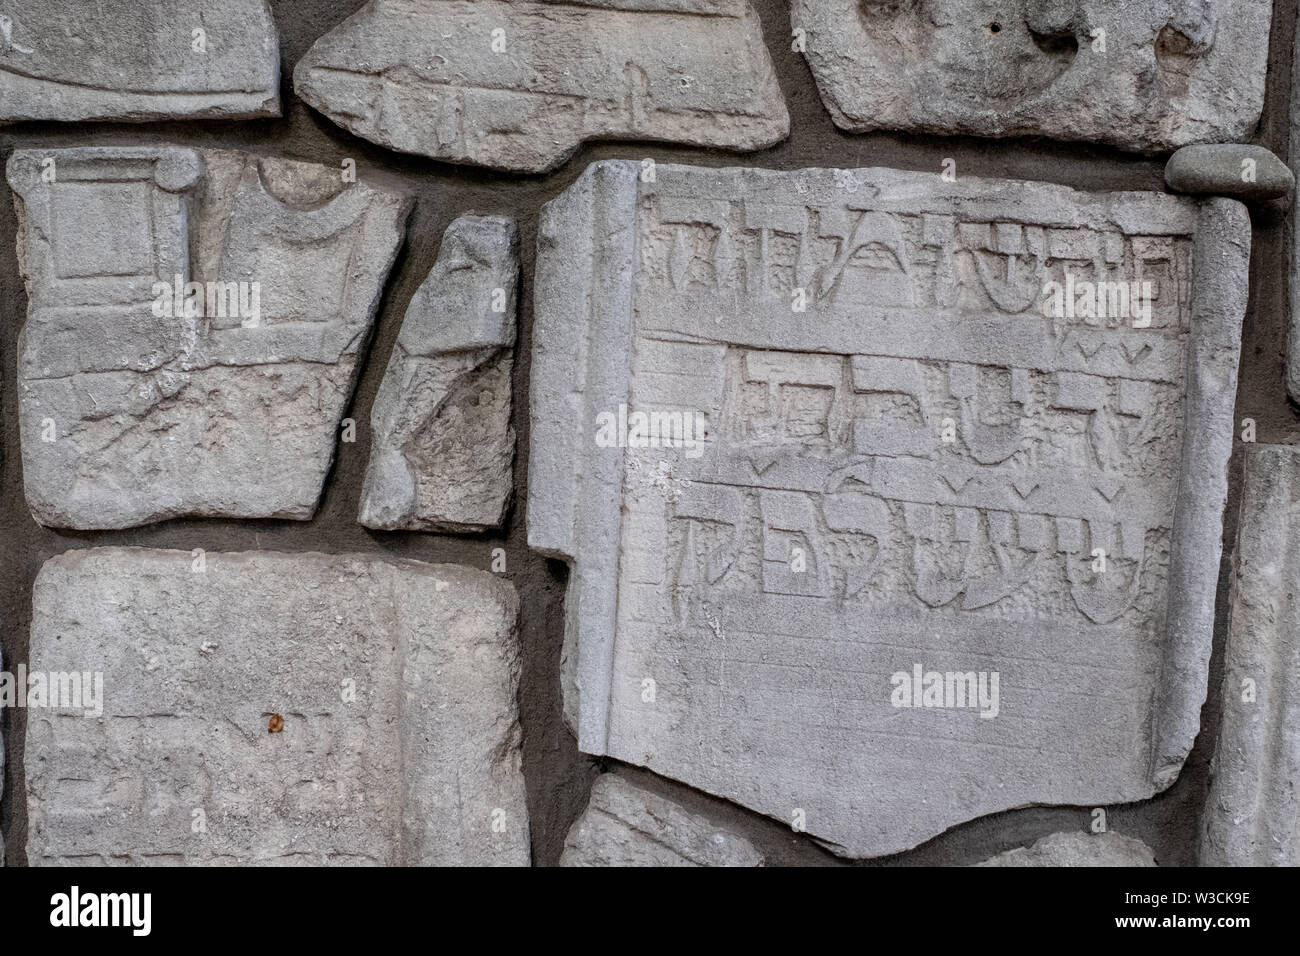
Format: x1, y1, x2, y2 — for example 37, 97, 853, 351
529, 160, 1248, 858
293, 0, 788, 173
0, 1, 280, 122
8, 147, 411, 530
1165, 146, 1293, 200
560, 775, 763, 867
975, 831, 1157, 867
26, 548, 529, 866
359, 216, 518, 532
792, 0, 1272, 152
1201, 445, 1300, 866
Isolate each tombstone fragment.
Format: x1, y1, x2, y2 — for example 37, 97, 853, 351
560, 775, 763, 867
26, 548, 529, 866
975, 831, 1157, 867
359, 216, 518, 532
529, 160, 1248, 858
791, 0, 1272, 152
1201, 445, 1300, 866
8, 147, 412, 529
0, 1, 280, 122
294, 0, 788, 173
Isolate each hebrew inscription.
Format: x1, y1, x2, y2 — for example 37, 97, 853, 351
792, 0, 1273, 152
529, 161, 1247, 857
8, 147, 411, 529
26, 548, 529, 866
294, 0, 788, 173
0, 1, 280, 122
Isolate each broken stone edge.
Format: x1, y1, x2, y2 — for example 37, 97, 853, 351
1201, 444, 1300, 866
527, 160, 1248, 819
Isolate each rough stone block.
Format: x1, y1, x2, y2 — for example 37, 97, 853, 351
791, 0, 1272, 152
8, 147, 411, 529
359, 216, 518, 532
294, 0, 788, 173
1165, 145, 1293, 200
26, 548, 529, 866
1201, 444, 1300, 866
529, 160, 1248, 858
560, 775, 762, 866
0, 2, 280, 122
975, 831, 1157, 866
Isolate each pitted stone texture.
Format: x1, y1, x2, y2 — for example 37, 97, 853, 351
359, 216, 518, 532
294, 0, 788, 174
0, 1, 279, 122
1202, 445, 1300, 866
1288, 14, 1300, 404
8, 147, 411, 530
792, 0, 1272, 153
530, 160, 1247, 858
1165, 146, 1293, 200
26, 548, 529, 867
976, 831, 1157, 866
560, 775, 763, 866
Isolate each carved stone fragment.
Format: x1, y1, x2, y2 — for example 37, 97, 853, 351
560, 775, 763, 866
359, 216, 518, 532
0, 1, 280, 122
792, 0, 1272, 152
26, 548, 529, 866
8, 147, 411, 529
975, 831, 1157, 866
1201, 445, 1300, 866
530, 160, 1247, 858
294, 0, 788, 173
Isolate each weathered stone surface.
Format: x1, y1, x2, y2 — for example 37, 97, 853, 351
530, 160, 1248, 858
560, 775, 763, 866
976, 831, 1157, 867
0, 1, 280, 122
1288, 15, 1300, 404
26, 548, 529, 866
359, 216, 518, 532
294, 0, 788, 174
1165, 145, 1293, 200
1202, 445, 1300, 866
8, 147, 411, 530
792, 0, 1272, 153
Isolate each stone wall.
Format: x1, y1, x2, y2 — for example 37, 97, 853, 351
1, 0, 1297, 866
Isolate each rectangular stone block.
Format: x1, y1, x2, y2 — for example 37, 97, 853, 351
26, 548, 529, 866
8, 147, 412, 529
1201, 444, 1300, 866
529, 161, 1248, 858
792, 0, 1272, 152
359, 216, 518, 532
0, 2, 280, 121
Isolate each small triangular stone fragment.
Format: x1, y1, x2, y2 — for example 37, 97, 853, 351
8, 147, 411, 529
294, 0, 788, 173
975, 831, 1157, 867
359, 216, 518, 532
0, 1, 280, 122
561, 775, 763, 866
